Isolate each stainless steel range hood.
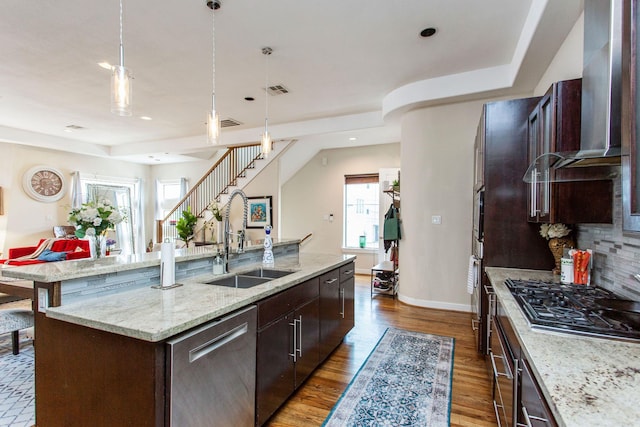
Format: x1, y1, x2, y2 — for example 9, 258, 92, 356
524, 0, 623, 182
554, 0, 623, 169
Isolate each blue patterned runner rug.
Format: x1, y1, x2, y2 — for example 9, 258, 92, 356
323, 327, 454, 426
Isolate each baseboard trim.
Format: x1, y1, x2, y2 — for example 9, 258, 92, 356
397, 293, 471, 313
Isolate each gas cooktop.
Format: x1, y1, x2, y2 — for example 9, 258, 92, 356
505, 279, 640, 342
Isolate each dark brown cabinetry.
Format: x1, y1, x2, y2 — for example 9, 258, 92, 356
473, 97, 555, 355
492, 297, 557, 427
519, 358, 558, 427
255, 278, 319, 426
33, 261, 356, 427
319, 264, 355, 362
526, 79, 613, 224
622, 0, 640, 231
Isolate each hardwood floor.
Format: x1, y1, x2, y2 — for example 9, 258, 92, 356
267, 274, 497, 427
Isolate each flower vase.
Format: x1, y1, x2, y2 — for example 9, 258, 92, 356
548, 236, 574, 275
87, 235, 106, 259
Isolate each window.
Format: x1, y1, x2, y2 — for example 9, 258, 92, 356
344, 174, 379, 249
156, 179, 186, 219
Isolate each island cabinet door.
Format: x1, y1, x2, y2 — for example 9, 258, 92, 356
294, 297, 320, 388
337, 271, 355, 339
256, 312, 295, 426
318, 268, 341, 362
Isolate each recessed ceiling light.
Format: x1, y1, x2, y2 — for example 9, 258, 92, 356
140, 116, 152, 121
349, 137, 357, 141
420, 27, 437, 38
98, 62, 113, 70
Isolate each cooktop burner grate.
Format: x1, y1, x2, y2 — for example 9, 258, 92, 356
505, 279, 640, 342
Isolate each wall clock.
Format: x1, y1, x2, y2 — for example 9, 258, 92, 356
23, 165, 66, 202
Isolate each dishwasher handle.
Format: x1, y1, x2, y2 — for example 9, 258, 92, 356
189, 322, 248, 363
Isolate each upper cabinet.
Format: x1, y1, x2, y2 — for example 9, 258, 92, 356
527, 79, 613, 224
622, 0, 640, 232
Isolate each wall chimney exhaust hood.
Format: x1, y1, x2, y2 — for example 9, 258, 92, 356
524, 0, 623, 183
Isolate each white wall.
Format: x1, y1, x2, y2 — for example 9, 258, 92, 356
534, 12, 583, 95
399, 100, 484, 311
0, 142, 151, 254
281, 143, 400, 273
395, 11, 584, 311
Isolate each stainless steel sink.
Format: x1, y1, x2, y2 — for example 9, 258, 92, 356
205, 268, 294, 289
205, 275, 272, 289
240, 268, 294, 279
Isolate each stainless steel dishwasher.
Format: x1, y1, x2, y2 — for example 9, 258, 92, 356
166, 305, 257, 427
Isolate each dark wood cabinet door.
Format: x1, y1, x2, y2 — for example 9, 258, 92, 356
294, 298, 319, 388
319, 268, 341, 362
256, 313, 295, 426
527, 79, 613, 224
519, 359, 558, 427
338, 277, 355, 339
623, 0, 640, 231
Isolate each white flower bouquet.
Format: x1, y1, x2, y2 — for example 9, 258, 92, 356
68, 200, 126, 238
539, 223, 571, 240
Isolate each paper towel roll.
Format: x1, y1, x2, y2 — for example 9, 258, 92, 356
161, 240, 175, 287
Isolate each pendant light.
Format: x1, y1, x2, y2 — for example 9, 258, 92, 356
207, 1, 221, 144
261, 47, 273, 157
111, 0, 132, 116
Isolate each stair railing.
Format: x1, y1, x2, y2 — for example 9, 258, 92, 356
156, 143, 263, 243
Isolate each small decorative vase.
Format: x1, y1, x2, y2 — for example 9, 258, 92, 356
86, 235, 104, 259
548, 236, 574, 275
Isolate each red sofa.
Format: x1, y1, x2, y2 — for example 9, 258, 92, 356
2, 239, 91, 266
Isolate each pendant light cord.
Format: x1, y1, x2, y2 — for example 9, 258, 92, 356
119, 0, 124, 66
263, 47, 272, 130
211, 5, 216, 110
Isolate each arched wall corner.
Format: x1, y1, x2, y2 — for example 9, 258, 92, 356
396, 99, 484, 309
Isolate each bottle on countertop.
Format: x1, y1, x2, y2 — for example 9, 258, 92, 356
263, 225, 274, 267
213, 252, 224, 275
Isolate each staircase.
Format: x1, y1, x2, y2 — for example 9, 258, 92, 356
156, 141, 290, 243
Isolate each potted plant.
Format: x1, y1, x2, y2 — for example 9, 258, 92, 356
176, 207, 198, 246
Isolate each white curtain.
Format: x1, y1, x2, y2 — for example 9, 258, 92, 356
70, 171, 84, 209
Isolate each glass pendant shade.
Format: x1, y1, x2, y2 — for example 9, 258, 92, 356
261, 125, 272, 157
111, 64, 132, 116
207, 107, 220, 144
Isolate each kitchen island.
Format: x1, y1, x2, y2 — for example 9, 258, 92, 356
487, 267, 640, 427
4, 242, 356, 426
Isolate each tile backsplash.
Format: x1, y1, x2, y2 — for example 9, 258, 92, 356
576, 172, 640, 299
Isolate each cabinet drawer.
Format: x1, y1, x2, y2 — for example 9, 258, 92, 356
339, 263, 355, 283
258, 278, 319, 329
319, 268, 339, 288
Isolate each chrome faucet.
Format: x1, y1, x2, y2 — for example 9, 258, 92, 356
223, 189, 249, 272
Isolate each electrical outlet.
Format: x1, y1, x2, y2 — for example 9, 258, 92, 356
38, 288, 48, 313
431, 215, 442, 225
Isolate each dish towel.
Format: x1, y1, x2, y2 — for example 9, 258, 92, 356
467, 255, 477, 294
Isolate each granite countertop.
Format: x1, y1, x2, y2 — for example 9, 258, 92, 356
1, 239, 298, 282
486, 267, 640, 427
43, 252, 355, 343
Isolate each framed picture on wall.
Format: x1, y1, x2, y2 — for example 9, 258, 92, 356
247, 196, 272, 228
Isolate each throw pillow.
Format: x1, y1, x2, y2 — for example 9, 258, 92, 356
37, 249, 68, 262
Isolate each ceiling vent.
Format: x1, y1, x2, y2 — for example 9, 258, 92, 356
267, 84, 289, 96
220, 118, 243, 128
